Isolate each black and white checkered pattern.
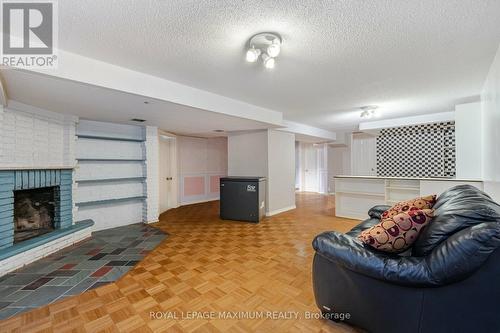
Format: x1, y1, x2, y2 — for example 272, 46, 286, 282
376, 122, 456, 178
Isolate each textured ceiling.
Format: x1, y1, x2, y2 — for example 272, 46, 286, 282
52, 1, 500, 129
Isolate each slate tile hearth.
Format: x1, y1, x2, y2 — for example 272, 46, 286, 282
0, 223, 166, 320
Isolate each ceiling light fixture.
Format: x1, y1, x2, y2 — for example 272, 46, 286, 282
360, 106, 379, 119
245, 32, 282, 70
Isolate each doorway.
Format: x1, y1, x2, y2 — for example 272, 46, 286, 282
159, 132, 178, 214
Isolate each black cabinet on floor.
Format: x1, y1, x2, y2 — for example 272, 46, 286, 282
220, 177, 266, 223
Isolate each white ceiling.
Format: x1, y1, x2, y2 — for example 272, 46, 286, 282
54, 0, 500, 130
0, 69, 274, 137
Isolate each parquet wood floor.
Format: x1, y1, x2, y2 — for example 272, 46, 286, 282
0, 193, 361, 333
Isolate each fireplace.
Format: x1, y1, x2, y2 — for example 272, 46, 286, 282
14, 187, 58, 243
0, 169, 73, 250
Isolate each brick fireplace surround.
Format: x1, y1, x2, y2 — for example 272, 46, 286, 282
0, 168, 93, 276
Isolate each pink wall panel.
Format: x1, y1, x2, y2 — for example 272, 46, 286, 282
184, 176, 205, 196
210, 176, 220, 193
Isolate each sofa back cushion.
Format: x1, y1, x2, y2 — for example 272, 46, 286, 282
412, 185, 500, 256
359, 209, 434, 253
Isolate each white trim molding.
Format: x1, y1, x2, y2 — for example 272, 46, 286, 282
266, 205, 296, 217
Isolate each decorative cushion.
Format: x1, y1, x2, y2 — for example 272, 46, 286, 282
359, 209, 434, 253
381, 195, 437, 219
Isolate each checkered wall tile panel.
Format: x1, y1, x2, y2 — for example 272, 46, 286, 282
376, 121, 456, 177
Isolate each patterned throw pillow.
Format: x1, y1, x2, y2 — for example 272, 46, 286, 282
358, 209, 434, 253
381, 195, 437, 219
357, 195, 437, 253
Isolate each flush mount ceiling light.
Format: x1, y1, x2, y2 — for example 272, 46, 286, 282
245, 32, 282, 70
360, 106, 379, 119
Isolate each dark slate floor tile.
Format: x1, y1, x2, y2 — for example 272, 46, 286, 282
45, 277, 71, 286
12, 286, 72, 307
65, 278, 98, 296
45, 270, 79, 277
121, 248, 142, 254
88, 253, 107, 260
2, 290, 32, 302
0, 274, 14, 283
61, 270, 92, 286
110, 248, 126, 255
0, 286, 20, 298
22, 277, 53, 290
98, 267, 132, 282
106, 261, 129, 266
73, 260, 107, 270
0, 274, 43, 286
0, 302, 12, 310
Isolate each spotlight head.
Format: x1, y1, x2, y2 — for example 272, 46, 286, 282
262, 53, 275, 69
246, 46, 261, 62
267, 40, 281, 57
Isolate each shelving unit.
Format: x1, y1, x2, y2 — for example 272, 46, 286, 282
74, 121, 148, 230
334, 176, 483, 220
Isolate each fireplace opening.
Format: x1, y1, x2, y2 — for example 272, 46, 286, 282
14, 187, 58, 243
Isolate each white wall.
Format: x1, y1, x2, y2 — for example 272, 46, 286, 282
328, 132, 352, 193
227, 131, 268, 177
145, 126, 159, 222
267, 130, 296, 214
481, 43, 500, 202
177, 136, 227, 205
0, 101, 76, 168
227, 130, 296, 215
455, 102, 482, 180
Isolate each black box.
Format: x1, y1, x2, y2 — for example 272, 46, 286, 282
220, 177, 266, 222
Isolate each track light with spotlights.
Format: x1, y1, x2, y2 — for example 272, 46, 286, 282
360, 106, 379, 119
244, 32, 282, 70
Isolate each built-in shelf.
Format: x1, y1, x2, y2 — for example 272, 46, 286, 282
76, 177, 146, 184
335, 190, 385, 197
76, 158, 145, 162
76, 134, 145, 142
385, 187, 420, 191
76, 196, 146, 207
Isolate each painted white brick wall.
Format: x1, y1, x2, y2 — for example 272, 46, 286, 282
76, 180, 144, 203
76, 137, 144, 160
0, 101, 77, 168
77, 201, 144, 231
75, 160, 144, 180
145, 126, 159, 223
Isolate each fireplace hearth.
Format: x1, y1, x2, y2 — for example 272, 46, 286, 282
14, 187, 58, 243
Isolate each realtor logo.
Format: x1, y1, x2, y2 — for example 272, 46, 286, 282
1, 0, 58, 68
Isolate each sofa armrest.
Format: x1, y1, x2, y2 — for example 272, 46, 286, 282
312, 231, 431, 286
367, 205, 391, 219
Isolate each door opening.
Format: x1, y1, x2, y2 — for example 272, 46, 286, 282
159, 133, 178, 214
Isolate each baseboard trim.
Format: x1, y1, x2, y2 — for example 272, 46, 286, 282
180, 198, 219, 206
266, 205, 296, 217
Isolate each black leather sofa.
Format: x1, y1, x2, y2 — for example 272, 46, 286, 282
312, 185, 500, 333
